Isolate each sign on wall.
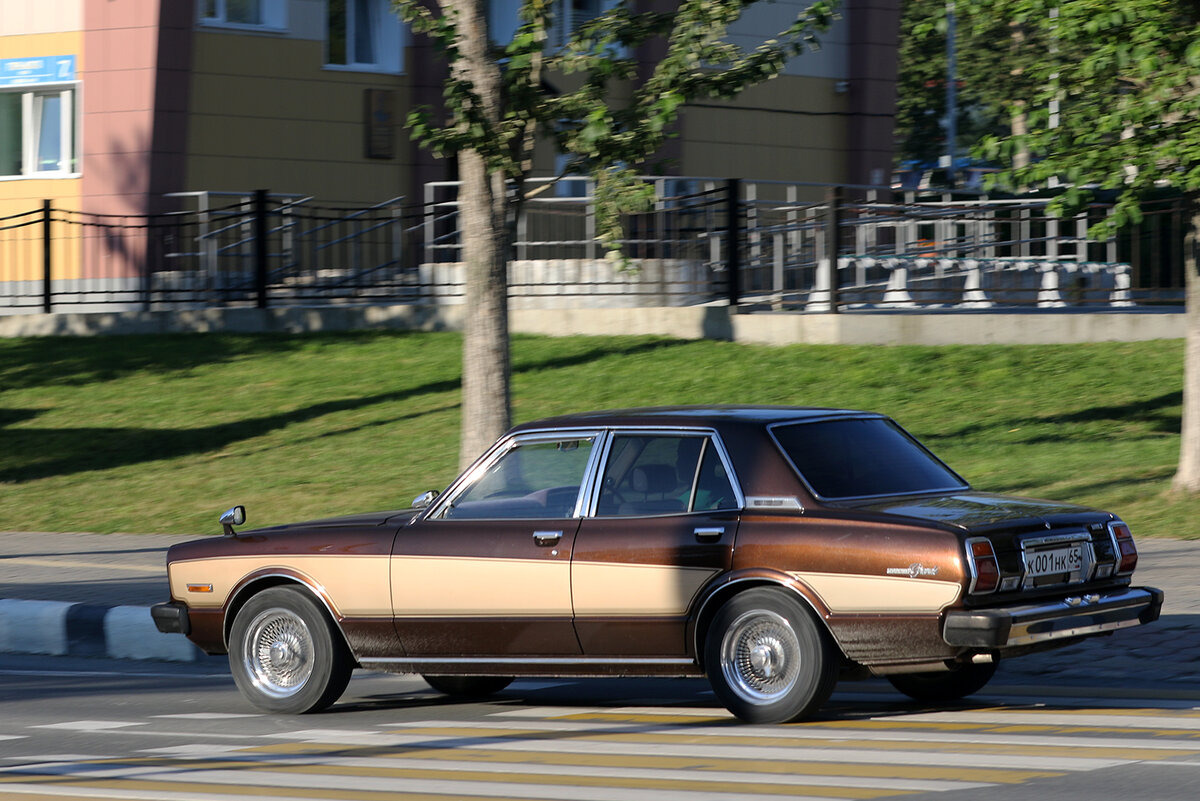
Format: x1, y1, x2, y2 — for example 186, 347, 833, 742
364, 89, 396, 160
0, 55, 76, 88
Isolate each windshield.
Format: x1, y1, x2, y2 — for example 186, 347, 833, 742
772, 417, 968, 499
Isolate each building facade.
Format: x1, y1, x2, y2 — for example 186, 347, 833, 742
0, 0, 898, 286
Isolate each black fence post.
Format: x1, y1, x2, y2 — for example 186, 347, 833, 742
726, 178, 740, 306
254, 189, 269, 309
42, 199, 52, 313
824, 185, 842, 313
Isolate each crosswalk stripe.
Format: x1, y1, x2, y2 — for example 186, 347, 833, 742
883, 709, 1200, 730
0, 770, 862, 801
260, 727, 1132, 771
62, 752, 990, 794
13, 695, 1200, 801
249, 742, 1060, 784
384, 718, 1200, 753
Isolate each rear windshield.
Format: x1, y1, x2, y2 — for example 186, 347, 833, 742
772, 418, 968, 499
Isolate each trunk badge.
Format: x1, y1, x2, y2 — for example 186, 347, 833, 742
886, 563, 940, 579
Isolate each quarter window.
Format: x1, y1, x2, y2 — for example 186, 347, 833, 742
441, 436, 596, 520
0, 89, 77, 177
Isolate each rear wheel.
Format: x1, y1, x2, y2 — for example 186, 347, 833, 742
887, 661, 997, 703
704, 588, 838, 724
422, 675, 514, 698
228, 586, 353, 714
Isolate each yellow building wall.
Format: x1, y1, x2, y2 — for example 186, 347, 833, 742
0, 28, 84, 282
185, 31, 412, 206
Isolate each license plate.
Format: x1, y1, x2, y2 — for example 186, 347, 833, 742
1025, 545, 1083, 577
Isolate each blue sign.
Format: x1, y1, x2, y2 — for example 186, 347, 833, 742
0, 56, 76, 88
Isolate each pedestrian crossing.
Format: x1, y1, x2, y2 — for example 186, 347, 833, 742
4, 689, 1200, 801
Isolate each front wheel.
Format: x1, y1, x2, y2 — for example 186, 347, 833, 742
704, 588, 838, 724
228, 586, 353, 714
887, 661, 997, 704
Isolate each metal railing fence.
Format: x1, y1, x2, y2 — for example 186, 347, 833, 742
0, 179, 1188, 314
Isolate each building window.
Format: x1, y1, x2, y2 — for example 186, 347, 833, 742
200, 0, 286, 29
488, 0, 622, 50
327, 0, 404, 73
0, 88, 78, 178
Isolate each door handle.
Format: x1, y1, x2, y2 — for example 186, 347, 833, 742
694, 527, 725, 542
533, 530, 563, 546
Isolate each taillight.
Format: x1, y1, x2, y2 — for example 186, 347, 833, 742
966, 537, 999, 594
1110, 521, 1138, 575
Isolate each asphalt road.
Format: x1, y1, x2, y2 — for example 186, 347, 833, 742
3, 653, 1200, 801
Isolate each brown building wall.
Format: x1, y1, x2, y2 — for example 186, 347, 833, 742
845, 0, 900, 189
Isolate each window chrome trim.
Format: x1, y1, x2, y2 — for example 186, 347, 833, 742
766, 416, 970, 503
426, 428, 605, 521
581, 426, 746, 517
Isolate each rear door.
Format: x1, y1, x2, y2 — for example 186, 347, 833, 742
572, 431, 742, 657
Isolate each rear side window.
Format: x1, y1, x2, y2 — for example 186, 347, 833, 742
773, 418, 967, 499
596, 434, 737, 516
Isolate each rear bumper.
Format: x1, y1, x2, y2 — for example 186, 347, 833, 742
150, 601, 191, 636
943, 586, 1163, 648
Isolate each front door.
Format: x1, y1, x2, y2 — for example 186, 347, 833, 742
573, 432, 740, 657
391, 431, 599, 656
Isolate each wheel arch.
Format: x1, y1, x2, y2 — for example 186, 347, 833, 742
223, 570, 348, 653
690, 570, 842, 671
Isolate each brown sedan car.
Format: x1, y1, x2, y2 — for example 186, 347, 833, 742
152, 407, 1163, 723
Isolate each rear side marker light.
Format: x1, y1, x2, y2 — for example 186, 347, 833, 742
1110, 522, 1138, 575
966, 537, 999, 594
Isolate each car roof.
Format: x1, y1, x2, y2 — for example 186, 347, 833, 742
509, 405, 881, 433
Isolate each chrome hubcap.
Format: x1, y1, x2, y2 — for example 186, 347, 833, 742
721, 610, 801, 704
243, 607, 314, 699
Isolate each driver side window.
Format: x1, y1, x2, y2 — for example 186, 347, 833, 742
441, 436, 595, 520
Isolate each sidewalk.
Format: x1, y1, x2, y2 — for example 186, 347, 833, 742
0, 532, 1196, 684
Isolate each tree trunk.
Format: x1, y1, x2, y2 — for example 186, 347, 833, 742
444, 0, 513, 469
1172, 196, 1200, 493
457, 151, 512, 468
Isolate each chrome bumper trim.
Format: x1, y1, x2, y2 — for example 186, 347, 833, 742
943, 586, 1163, 648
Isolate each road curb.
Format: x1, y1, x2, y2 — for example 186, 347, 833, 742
0, 598, 212, 663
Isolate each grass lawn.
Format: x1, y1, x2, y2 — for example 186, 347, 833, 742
0, 330, 1193, 539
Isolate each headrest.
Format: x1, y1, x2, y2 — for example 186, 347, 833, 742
632, 464, 678, 494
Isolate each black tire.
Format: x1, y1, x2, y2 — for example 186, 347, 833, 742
887, 661, 997, 703
228, 586, 353, 714
422, 675, 514, 698
703, 588, 838, 724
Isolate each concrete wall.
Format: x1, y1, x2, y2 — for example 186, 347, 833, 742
0, 303, 1184, 345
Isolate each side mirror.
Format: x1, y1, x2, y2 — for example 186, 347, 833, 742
411, 490, 438, 510
220, 505, 246, 537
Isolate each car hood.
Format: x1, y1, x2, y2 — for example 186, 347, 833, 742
843, 491, 1112, 532
247, 508, 419, 534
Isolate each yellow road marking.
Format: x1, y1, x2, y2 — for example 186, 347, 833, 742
379, 725, 1199, 761
247, 743, 1060, 784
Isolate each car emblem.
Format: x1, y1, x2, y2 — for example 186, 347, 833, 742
886, 563, 940, 579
